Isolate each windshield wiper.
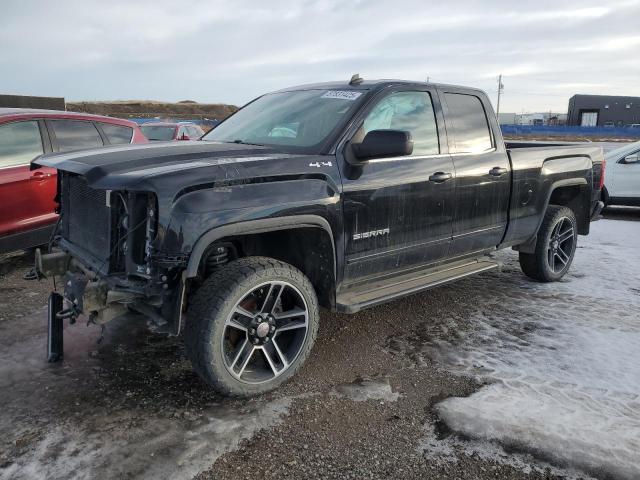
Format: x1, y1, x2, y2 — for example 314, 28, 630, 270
231, 139, 263, 146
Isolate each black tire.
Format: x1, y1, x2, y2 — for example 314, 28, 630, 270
519, 205, 578, 282
601, 186, 610, 208
185, 256, 319, 397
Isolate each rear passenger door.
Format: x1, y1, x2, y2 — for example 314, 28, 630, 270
46, 119, 104, 152
441, 90, 511, 257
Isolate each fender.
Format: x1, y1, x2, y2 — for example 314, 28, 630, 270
538, 178, 589, 231
516, 177, 589, 254
542, 177, 589, 212
185, 214, 336, 278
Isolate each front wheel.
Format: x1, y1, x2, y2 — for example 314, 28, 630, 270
519, 205, 578, 282
185, 256, 319, 397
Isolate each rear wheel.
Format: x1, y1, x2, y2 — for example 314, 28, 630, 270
185, 256, 319, 397
519, 205, 578, 282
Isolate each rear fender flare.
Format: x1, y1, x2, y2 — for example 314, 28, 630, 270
538, 177, 588, 236
185, 215, 336, 278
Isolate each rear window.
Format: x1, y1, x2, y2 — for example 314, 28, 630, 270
444, 93, 493, 154
99, 123, 133, 144
141, 125, 176, 141
0, 121, 44, 167
50, 120, 104, 152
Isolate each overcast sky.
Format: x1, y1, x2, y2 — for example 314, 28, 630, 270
2, 0, 639, 113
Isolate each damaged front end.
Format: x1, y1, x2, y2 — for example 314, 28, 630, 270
39, 172, 187, 361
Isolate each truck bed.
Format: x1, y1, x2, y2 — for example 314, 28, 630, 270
500, 143, 605, 250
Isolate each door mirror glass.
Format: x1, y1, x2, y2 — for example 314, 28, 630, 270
623, 152, 639, 164
352, 129, 413, 160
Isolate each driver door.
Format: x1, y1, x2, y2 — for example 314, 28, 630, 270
0, 119, 56, 243
339, 87, 455, 285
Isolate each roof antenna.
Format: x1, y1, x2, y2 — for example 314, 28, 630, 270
349, 74, 364, 85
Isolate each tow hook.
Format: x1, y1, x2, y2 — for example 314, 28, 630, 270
56, 306, 79, 322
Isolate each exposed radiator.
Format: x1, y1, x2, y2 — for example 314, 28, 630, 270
62, 174, 112, 263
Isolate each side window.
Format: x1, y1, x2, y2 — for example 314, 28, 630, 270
99, 123, 133, 144
0, 121, 44, 168
187, 126, 202, 139
362, 91, 439, 156
444, 93, 493, 154
50, 120, 104, 152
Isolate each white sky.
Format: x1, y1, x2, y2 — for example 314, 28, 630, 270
2, 0, 640, 113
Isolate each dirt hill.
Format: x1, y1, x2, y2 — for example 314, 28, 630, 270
66, 100, 238, 121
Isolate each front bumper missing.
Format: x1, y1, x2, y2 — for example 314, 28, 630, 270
36, 249, 139, 324
38, 249, 186, 362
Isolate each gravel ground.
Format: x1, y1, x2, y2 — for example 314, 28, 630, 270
0, 208, 637, 480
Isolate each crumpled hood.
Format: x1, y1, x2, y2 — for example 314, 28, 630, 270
33, 141, 300, 190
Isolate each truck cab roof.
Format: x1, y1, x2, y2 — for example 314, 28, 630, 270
274, 79, 485, 95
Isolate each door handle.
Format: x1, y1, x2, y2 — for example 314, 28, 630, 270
489, 166, 508, 177
30, 171, 52, 182
429, 172, 452, 183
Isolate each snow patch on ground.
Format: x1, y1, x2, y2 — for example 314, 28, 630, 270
1, 398, 292, 480
420, 423, 597, 480
423, 220, 640, 479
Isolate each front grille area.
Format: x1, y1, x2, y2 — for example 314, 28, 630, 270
61, 174, 112, 264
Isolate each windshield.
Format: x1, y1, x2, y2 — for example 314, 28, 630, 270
202, 89, 365, 152
605, 140, 640, 160
141, 125, 176, 141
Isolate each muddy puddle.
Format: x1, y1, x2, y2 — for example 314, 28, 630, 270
331, 377, 399, 402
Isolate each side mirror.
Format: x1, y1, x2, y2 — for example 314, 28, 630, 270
623, 153, 639, 164
351, 130, 413, 161
179, 133, 191, 141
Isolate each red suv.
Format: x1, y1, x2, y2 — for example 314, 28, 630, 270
0, 109, 147, 254
140, 122, 205, 141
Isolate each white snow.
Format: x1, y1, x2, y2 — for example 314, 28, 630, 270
1, 398, 292, 480
426, 219, 640, 479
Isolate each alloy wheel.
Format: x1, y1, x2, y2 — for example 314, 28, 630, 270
547, 217, 575, 273
221, 281, 309, 384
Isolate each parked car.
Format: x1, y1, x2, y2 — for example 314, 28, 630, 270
36, 78, 604, 396
0, 109, 147, 254
140, 122, 204, 141
602, 140, 640, 206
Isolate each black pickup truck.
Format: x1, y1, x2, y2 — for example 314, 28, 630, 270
35, 77, 605, 396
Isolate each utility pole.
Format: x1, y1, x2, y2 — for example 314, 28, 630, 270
496, 74, 504, 117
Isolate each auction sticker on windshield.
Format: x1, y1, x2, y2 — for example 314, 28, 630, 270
321, 90, 362, 100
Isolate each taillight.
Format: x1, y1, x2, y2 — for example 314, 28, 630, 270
599, 158, 606, 190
